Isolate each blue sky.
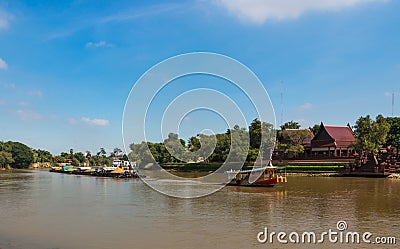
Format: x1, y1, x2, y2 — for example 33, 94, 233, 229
0, 0, 399, 154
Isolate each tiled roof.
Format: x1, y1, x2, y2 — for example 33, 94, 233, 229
311, 123, 356, 148
324, 126, 356, 143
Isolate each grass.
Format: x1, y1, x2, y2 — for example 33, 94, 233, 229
284, 165, 344, 173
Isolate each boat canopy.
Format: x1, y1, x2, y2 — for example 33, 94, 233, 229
226, 166, 282, 174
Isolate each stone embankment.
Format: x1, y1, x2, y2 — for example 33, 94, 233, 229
286, 173, 339, 177
30, 162, 52, 168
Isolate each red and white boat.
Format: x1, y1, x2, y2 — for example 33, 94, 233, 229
226, 166, 287, 187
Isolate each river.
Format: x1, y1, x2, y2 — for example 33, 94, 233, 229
0, 170, 399, 249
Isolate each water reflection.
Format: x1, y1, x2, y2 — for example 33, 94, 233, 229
0, 171, 399, 249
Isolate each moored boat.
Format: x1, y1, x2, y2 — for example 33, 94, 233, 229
226, 166, 287, 187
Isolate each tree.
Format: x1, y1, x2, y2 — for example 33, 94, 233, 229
72, 158, 80, 166
5, 141, 34, 168
280, 121, 300, 130
55, 156, 66, 163
280, 144, 305, 159
258, 121, 276, 163
85, 151, 92, 158
129, 142, 156, 167
188, 136, 201, 152
0, 151, 14, 168
196, 133, 217, 162
249, 118, 262, 149
353, 115, 390, 155
386, 117, 400, 150
98, 147, 106, 157
33, 149, 52, 163
227, 125, 249, 162
210, 133, 230, 162
60, 152, 70, 159
113, 147, 123, 157
310, 124, 321, 135
164, 133, 185, 162
74, 152, 85, 163
280, 129, 313, 145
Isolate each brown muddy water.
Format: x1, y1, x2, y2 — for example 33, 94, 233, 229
0, 170, 399, 249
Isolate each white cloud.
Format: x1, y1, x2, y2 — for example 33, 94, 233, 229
85, 41, 113, 48
16, 110, 43, 121
214, 0, 388, 24
0, 100, 6, 106
0, 57, 8, 70
69, 118, 79, 125
298, 102, 313, 110
183, 116, 193, 122
0, 9, 13, 30
18, 101, 30, 107
28, 90, 43, 97
81, 117, 110, 126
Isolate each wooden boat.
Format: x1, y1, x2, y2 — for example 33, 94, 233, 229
226, 166, 287, 187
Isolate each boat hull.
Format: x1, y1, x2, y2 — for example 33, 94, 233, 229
227, 177, 279, 187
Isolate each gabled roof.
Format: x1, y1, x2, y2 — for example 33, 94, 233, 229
311, 123, 356, 148
324, 126, 355, 143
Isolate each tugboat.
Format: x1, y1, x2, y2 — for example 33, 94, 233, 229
226, 165, 287, 187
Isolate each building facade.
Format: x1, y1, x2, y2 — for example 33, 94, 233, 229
310, 122, 356, 158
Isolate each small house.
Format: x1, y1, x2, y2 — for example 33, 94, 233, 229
311, 122, 356, 158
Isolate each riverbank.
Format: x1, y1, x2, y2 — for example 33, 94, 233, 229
160, 162, 344, 173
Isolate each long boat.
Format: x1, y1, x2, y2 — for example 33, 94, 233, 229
226, 166, 287, 187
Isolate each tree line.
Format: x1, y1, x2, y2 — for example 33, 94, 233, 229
129, 116, 400, 166
1, 115, 399, 169
0, 142, 127, 169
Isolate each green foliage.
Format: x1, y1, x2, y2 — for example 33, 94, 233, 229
278, 144, 305, 159
55, 156, 66, 163
280, 121, 301, 130
246, 148, 259, 162
72, 158, 80, 166
0, 151, 14, 168
97, 147, 106, 157
4, 141, 34, 168
280, 129, 313, 145
249, 118, 262, 149
73, 152, 85, 163
386, 117, 400, 149
311, 124, 321, 135
354, 115, 390, 155
112, 147, 123, 157
228, 125, 249, 162
129, 122, 277, 167
32, 149, 53, 163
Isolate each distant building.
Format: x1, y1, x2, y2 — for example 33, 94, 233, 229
311, 122, 356, 158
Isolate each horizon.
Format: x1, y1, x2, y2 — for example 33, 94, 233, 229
1, 0, 400, 154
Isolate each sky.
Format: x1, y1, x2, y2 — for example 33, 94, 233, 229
0, 0, 399, 155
